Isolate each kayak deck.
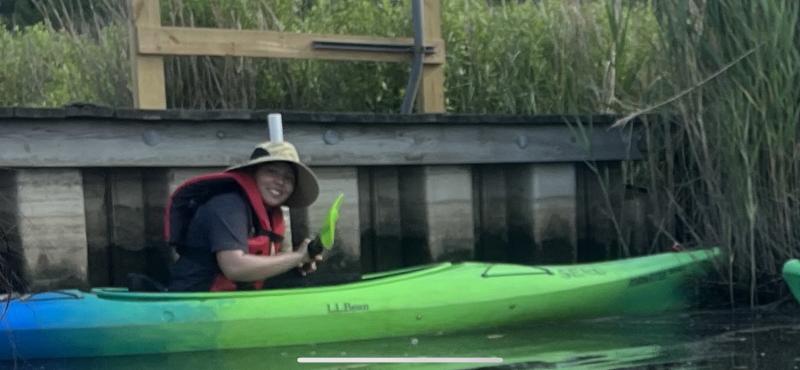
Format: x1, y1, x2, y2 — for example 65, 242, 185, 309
1, 248, 719, 359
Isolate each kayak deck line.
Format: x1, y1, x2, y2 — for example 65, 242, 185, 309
1, 247, 720, 360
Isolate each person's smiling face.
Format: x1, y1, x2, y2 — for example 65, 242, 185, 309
254, 162, 295, 207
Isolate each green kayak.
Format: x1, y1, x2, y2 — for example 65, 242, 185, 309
782, 259, 800, 303
1, 248, 718, 360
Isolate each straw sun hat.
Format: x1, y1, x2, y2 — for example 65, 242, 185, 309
226, 141, 319, 208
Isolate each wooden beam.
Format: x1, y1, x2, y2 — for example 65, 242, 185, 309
137, 26, 446, 64
130, 0, 166, 109
0, 119, 640, 167
419, 0, 446, 112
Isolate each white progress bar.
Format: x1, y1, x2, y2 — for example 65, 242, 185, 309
297, 357, 503, 364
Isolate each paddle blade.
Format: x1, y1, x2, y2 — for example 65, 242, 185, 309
319, 193, 344, 249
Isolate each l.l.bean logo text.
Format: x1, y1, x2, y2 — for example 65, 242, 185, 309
326, 302, 370, 314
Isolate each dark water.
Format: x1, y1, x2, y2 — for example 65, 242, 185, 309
4, 308, 800, 370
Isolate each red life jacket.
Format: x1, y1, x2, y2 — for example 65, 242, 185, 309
164, 171, 285, 291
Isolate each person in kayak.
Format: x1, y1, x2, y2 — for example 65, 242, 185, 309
165, 141, 322, 291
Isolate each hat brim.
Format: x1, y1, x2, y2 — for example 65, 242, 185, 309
226, 157, 319, 208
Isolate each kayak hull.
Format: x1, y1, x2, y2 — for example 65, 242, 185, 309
1, 248, 719, 360
782, 259, 800, 303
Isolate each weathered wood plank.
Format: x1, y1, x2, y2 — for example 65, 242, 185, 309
109, 169, 147, 252
506, 163, 576, 264
576, 162, 642, 261
398, 167, 428, 265
4, 169, 88, 290
82, 169, 110, 286
531, 164, 576, 263
474, 165, 509, 262
506, 165, 535, 263
0, 170, 26, 292
142, 168, 172, 282
400, 166, 474, 264
359, 167, 403, 271
130, 0, 166, 109
137, 26, 445, 65
0, 120, 637, 167
107, 169, 148, 285
357, 169, 373, 271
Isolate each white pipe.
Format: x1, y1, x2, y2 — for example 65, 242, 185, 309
268, 113, 284, 143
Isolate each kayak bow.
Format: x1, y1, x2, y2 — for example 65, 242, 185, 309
782, 259, 800, 303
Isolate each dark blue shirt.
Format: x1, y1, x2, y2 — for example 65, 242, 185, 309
168, 192, 251, 291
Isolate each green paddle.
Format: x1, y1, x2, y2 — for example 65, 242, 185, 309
306, 193, 344, 257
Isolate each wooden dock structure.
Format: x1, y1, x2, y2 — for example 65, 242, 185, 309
0, 107, 642, 290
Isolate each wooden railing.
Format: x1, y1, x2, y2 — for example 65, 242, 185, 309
129, 0, 446, 112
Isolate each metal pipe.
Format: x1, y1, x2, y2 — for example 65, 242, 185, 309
400, 0, 425, 114
268, 113, 284, 143
311, 41, 434, 54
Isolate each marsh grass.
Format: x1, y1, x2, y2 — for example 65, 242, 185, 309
624, 0, 800, 304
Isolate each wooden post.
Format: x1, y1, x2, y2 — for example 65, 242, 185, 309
142, 169, 171, 282
107, 169, 148, 285
83, 169, 152, 286
358, 167, 402, 272
532, 164, 577, 263
508, 164, 577, 264
82, 169, 111, 286
130, 0, 166, 109
576, 162, 631, 261
419, 0, 446, 113
0, 169, 89, 290
400, 166, 474, 264
475, 165, 510, 262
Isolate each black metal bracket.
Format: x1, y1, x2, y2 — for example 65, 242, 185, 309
311, 41, 434, 55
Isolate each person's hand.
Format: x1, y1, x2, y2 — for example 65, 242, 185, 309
294, 238, 324, 276
299, 253, 323, 276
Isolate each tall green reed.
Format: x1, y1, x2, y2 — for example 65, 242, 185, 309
631, 0, 800, 304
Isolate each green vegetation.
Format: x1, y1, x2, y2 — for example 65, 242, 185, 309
0, 0, 798, 304
0, 0, 661, 112
638, 0, 800, 305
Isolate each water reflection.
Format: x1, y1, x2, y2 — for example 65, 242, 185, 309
4, 309, 800, 369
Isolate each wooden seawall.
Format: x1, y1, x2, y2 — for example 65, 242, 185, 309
0, 107, 642, 290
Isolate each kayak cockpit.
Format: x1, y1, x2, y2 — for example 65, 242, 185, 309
91, 262, 454, 301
